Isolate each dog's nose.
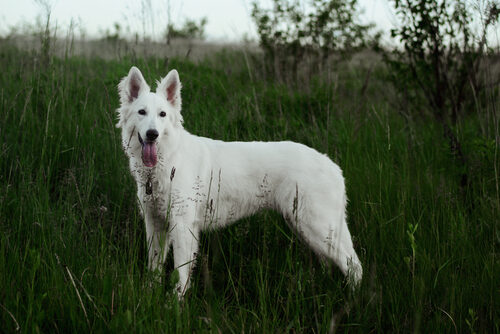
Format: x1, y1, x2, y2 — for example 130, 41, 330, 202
146, 129, 159, 141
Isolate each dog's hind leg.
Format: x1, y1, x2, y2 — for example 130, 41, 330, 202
327, 229, 363, 287
296, 213, 363, 288
322, 222, 362, 287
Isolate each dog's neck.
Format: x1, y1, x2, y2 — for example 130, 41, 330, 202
128, 128, 187, 196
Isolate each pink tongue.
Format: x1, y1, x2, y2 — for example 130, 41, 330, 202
142, 142, 157, 167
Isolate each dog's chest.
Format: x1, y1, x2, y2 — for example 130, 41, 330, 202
137, 169, 172, 221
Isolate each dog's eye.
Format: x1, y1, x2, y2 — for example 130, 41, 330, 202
159, 111, 166, 117
138, 109, 146, 115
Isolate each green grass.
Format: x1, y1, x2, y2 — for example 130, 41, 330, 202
0, 44, 498, 333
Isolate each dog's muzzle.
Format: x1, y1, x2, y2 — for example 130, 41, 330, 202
138, 131, 158, 167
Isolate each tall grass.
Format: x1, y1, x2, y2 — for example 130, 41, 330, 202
0, 40, 498, 333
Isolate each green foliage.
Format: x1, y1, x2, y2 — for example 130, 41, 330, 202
384, 0, 500, 193
102, 23, 126, 43
387, 0, 500, 122
165, 17, 208, 42
0, 42, 498, 332
251, 0, 376, 81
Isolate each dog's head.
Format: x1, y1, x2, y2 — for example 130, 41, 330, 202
116, 66, 183, 167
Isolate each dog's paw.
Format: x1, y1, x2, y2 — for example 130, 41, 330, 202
346, 261, 363, 291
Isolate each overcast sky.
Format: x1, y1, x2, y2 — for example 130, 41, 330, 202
0, 0, 397, 42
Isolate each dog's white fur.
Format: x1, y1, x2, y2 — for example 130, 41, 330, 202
116, 66, 362, 296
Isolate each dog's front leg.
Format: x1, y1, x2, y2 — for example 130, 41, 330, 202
144, 211, 169, 275
171, 222, 199, 298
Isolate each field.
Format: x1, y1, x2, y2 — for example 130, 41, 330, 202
0, 38, 498, 333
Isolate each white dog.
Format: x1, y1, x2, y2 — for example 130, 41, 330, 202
116, 66, 362, 296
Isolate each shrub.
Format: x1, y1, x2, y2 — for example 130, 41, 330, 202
385, 0, 500, 191
165, 17, 208, 43
251, 0, 376, 82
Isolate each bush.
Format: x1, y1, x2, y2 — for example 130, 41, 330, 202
384, 0, 500, 191
165, 17, 208, 43
251, 0, 376, 82
387, 0, 499, 122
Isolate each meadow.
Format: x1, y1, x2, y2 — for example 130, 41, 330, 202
0, 37, 498, 333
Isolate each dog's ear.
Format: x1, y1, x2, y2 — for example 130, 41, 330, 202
116, 67, 150, 128
157, 69, 182, 109
118, 66, 150, 104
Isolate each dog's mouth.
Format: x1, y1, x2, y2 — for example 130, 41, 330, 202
138, 132, 158, 167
